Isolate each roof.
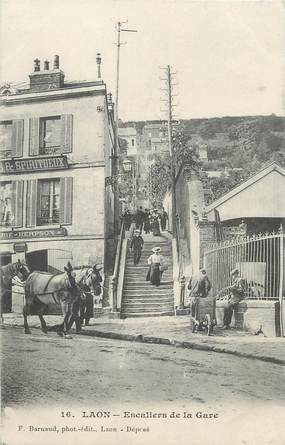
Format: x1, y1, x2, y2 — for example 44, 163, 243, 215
0, 79, 105, 96
206, 162, 285, 212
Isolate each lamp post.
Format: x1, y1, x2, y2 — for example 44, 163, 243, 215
114, 22, 137, 232
122, 158, 136, 211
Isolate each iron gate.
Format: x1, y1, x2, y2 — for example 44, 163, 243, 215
203, 231, 284, 302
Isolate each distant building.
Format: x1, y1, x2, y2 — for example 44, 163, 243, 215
142, 122, 168, 153
0, 56, 116, 310
118, 127, 137, 157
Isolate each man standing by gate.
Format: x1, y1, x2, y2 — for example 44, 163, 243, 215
188, 269, 212, 331
223, 268, 246, 329
130, 229, 144, 265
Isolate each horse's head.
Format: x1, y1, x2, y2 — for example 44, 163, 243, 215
15, 260, 30, 281
64, 261, 77, 289
84, 264, 103, 296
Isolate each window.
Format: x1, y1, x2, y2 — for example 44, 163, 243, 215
0, 122, 13, 159
37, 179, 60, 225
30, 114, 73, 156
39, 116, 62, 155
0, 182, 14, 226
131, 139, 135, 147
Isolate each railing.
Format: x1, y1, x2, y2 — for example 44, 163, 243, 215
176, 214, 186, 308
204, 229, 284, 335
204, 231, 284, 300
110, 222, 125, 312
40, 146, 62, 156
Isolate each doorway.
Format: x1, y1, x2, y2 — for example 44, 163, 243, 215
26, 250, 48, 273
0, 253, 12, 312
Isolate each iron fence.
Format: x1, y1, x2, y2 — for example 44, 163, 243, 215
203, 231, 284, 301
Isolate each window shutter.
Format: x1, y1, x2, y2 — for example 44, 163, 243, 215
61, 114, 73, 153
29, 118, 40, 155
11, 120, 24, 157
11, 180, 24, 227
59, 177, 73, 224
26, 180, 38, 227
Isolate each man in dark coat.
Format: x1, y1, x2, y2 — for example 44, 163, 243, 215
160, 208, 168, 231
135, 206, 145, 232
223, 268, 246, 329
130, 229, 144, 265
188, 269, 212, 331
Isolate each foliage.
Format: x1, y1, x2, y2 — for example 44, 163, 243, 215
118, 171, 133, 201
147, 124, 201, 207
198, 121, 216, 140
148, 156, 172, 208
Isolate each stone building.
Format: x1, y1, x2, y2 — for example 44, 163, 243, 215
0, 56, 116, 310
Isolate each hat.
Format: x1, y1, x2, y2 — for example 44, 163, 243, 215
230, 268, 239, 276
152, 247, 161, 253
134, 229, 140, 233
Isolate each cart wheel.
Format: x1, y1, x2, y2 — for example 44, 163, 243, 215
205, 314, 212, 336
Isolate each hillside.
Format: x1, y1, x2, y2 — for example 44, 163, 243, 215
122, 115, 285, 202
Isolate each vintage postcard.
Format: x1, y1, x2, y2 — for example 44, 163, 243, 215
1, 0, 285, 444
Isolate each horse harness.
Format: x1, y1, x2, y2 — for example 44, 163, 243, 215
31, 272, 78, 305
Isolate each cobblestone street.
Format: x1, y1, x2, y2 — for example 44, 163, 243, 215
2, 326, 285, 411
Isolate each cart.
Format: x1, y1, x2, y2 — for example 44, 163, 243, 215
189, 294, 217, 336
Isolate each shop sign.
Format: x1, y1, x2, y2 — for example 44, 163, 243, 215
223, 226, 246, 240
13, 242, 27, 252
0, 227, 68, 240
0, 156, 68, 174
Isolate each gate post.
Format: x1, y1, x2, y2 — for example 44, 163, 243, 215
111, 276, 117, 312
279, 227, 284, 337
179, 274, 186, 309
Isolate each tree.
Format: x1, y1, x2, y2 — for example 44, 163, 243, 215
198, 122, 216, 140
147, 124, 201, 207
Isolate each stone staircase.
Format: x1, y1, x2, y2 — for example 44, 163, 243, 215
121, 234, 174, 318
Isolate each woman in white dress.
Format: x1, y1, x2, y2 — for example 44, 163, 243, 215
146, 247, 165, 286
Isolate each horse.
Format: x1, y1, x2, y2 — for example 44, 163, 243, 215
0, 260, 30, 322
49, 264, 103, 333
0, 260, 30, 298
23, 261, 79, 336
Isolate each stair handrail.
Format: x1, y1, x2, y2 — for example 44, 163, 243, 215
176, 213, 186, 308
111, 222, 125, 312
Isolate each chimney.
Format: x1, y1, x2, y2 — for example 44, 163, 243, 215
53, 55, 59, 70
29, 55, 65, 91
34, 59, 40, 72
96, 53, 102, 79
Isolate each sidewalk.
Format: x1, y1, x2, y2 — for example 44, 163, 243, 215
3, 313, 285, 365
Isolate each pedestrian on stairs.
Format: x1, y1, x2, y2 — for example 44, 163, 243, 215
130, 229, 144, 265
146, 247, 165, 286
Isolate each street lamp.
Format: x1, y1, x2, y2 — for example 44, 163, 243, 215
122, 158, 132, 172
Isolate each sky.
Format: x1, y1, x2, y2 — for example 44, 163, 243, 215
0, 0, 284, 120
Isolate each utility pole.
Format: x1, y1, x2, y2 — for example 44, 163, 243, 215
114, 21, 137, 231
161, 65, 177, 235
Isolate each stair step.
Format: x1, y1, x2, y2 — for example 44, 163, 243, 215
122, 301, 174, 307
123, 289, 173, 295
124, 281, 173, 285
122, 297, 173, 303
121, 310, 175, 317
121, 307, 174, 313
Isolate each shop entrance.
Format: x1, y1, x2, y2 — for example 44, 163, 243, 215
0, 253, 12, 312
26, 250, 48, 273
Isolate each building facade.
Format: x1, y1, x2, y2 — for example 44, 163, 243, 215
0, 57, 116, 310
